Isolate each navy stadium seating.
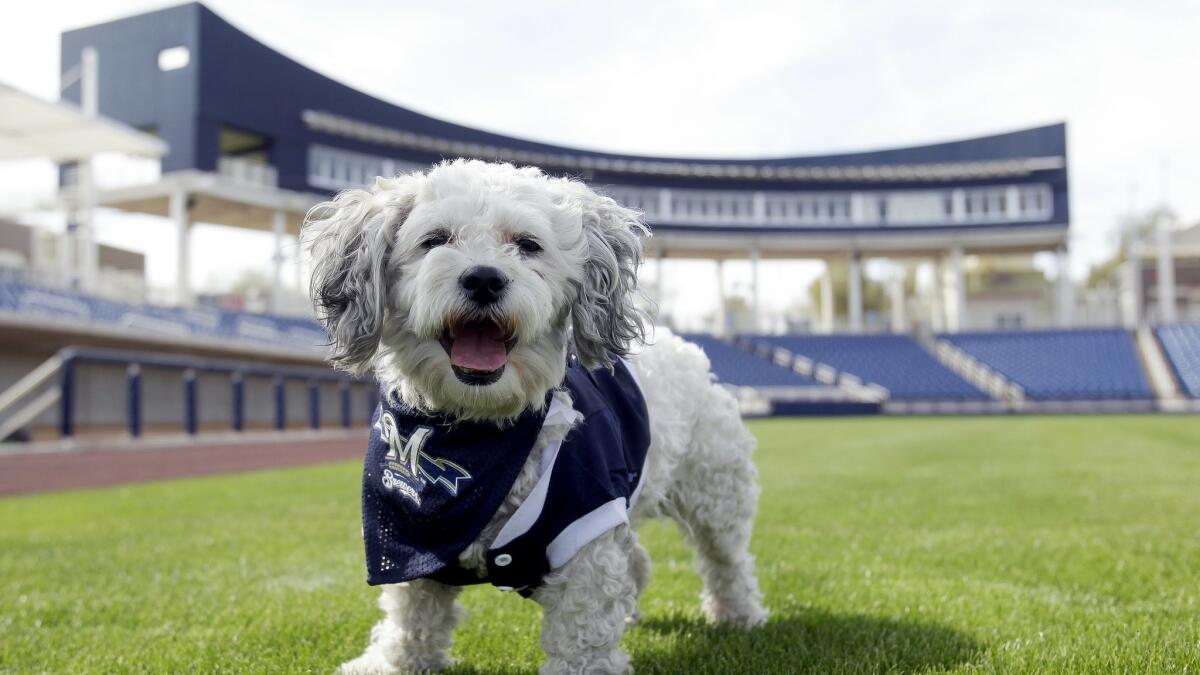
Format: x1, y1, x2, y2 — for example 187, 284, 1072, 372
943, 329, 1151, 400
750, 334, 987, 400
679, 333, 818, 388
5, 278, 1180, 405
1155, 324, 1200, 397
0, 278, 328, 353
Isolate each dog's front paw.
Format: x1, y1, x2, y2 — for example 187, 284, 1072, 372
337, 650, 399, 675
337, 647, 453, 674
701, 592, 769, 629
541, 652, 631, 675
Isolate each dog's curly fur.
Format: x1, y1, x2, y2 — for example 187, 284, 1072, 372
304, 160, 766, 674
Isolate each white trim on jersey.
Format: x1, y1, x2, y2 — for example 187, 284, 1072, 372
616, 355, 647, 511
546, 497, 629, 570
490, 395, 580, 551
490, 362, 649, 571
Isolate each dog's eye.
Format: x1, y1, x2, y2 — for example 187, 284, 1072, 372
513, 236, 542, 255
421, 230, 451, 250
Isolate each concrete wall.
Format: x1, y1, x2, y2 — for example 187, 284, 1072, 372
964, 295, 1054, 331
1, 350, 373, 439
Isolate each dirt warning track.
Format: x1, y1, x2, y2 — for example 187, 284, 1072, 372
0, 431, 366, 497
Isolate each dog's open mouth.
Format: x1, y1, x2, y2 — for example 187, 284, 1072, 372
439, 318, 517, 386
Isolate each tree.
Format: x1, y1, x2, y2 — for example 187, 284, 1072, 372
1086, 206, 1176, 289
806, 263, 889, 321
229, 269, 273, 295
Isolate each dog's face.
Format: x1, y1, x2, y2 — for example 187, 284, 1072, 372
304, 160, 647, 421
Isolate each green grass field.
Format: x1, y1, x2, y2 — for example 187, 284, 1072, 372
2, 415, 1199, 673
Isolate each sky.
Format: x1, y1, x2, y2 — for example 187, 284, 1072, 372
2, 0, 1199, 326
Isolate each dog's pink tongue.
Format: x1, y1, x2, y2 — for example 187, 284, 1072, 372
451, 323, 508, 371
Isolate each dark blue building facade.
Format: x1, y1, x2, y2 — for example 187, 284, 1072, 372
61, 2, 1068, 238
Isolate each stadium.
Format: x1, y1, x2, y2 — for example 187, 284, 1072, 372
1, 3, 1198, 673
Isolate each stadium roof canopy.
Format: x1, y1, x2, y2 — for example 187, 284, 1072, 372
0, 82, 166, 162
51, 2, 1079, 330
90, 170, 320, 233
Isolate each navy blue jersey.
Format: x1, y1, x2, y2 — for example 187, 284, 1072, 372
362, 357, 651, 593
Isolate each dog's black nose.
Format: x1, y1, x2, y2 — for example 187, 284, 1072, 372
460, 266, 508, 305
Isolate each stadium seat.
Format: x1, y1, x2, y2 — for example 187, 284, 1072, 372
1155, 324, 1200, 398
750, 334, 987, 400
943, 329, 1152, 400
0, 278, 328, 353
678, 333, 819, 388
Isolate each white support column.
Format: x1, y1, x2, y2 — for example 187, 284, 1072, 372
1121, 250, 1142, 329
57, 224, 72, 286
80, 47, 99, 115
658, 189, 673, 222
715, 259, 727, 335
889, 263, 907, 333
294, 239, 304, 314
1005, 185, 1021, 220
271, 210, 287, 313
847, 250, 863, 332
170, 189, 192, 306
850, 193, 866, 224
930, 258, 946, 333
819, 262, 834, 334
951, 189, 966, 223
1156, 214, 1177, 323
78, 46, 100, 293
1120, 225, 1143, 329
657, 249, 667, 306
750, 248, 761, 333
946, 245, 966, 332
1056, 244, 1075, 327
75, 160, 97, 292
752, 192, 766, 224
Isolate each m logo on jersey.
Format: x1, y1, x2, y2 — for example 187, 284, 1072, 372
375, 412, 472, 506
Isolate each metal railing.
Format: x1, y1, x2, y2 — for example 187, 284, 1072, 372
218, 156, 278, 188
917, 334, 1026, 406
0, 353, 65, 441
728, 335, 889, 403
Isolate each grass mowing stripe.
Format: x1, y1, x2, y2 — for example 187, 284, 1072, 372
1, 415, 1197, 673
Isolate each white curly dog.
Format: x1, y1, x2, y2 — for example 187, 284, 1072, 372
304, 160, 767, 674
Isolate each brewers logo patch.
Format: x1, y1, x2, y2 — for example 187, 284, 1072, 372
374, 412, 472, 507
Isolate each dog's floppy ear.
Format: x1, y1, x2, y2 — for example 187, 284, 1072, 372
566, 185, 651, 369
303, 174, 421, 375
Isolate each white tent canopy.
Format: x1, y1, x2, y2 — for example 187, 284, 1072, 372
0, 82, 166, 162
